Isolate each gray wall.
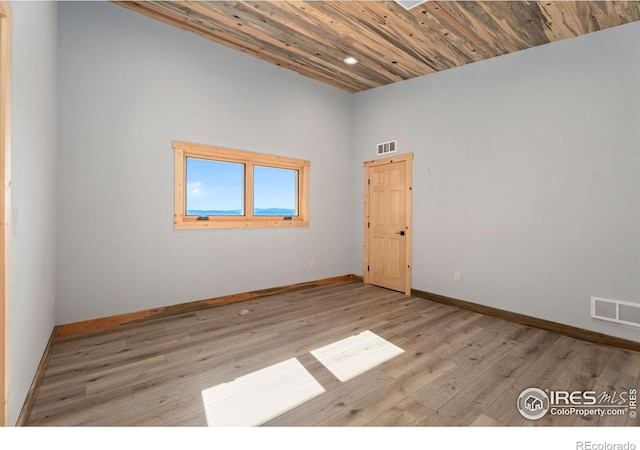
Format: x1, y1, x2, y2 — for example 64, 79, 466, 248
352, 22, 640, 342
56, 2, 354, 324
10, 1, 58, 425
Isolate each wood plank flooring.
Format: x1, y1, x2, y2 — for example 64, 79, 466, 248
25, 282, 640, 426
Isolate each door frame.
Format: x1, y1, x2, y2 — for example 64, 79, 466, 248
363, 153, 413, 295
0, 0, 11, 427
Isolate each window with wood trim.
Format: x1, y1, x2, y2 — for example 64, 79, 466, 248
173, 141, 309, 229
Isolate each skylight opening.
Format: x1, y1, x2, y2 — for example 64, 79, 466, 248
394, 0, 429, 11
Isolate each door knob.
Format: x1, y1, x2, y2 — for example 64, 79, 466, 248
395, 231, 405, 236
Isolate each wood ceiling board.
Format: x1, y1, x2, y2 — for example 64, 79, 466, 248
536, 2, 584, 41
564, 1, 640, 36
610, 0, 640, 23
112, 1, 640, 93
182, 1, 382, 89
299, 2, 421, 82
224, 1, 399, 87
115, 0, 367, 92
367, 2, 490, 72
437, 2, 545, 56
422, 2, 498, 57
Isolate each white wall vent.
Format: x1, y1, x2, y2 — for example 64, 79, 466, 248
377, 140, 397, 157
591, 296, 640, 328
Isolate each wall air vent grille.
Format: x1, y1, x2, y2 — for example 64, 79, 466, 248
591, 296, 640, 328
377, 140, 397, 157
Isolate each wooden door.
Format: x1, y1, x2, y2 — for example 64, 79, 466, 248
0, 1, 11, 426
364, 154, 412, 295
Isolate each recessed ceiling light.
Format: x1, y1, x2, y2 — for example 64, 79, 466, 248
344, 56, 358, 65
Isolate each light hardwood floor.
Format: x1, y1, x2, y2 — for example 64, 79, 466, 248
26, 282, 640, 426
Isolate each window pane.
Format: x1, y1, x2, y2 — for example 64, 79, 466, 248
186, 157, 244, 216
253, 166, 297, 216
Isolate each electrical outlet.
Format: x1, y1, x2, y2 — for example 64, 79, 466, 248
310, 258, 316, 268
454, 271, 461, 282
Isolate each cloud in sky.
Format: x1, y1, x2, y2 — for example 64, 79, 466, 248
187, 181, 202, 195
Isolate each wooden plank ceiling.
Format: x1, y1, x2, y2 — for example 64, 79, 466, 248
114, 1, 640, 92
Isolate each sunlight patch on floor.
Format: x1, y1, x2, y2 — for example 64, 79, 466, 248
201, 357, 325, 426
310, 330, 405, 382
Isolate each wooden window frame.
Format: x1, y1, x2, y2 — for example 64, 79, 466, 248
173, 141, 310, 229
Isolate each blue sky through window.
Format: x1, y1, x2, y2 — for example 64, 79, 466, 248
254, 166, 297, 216
186, 157, 244, 215
186, 158, 298, 216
